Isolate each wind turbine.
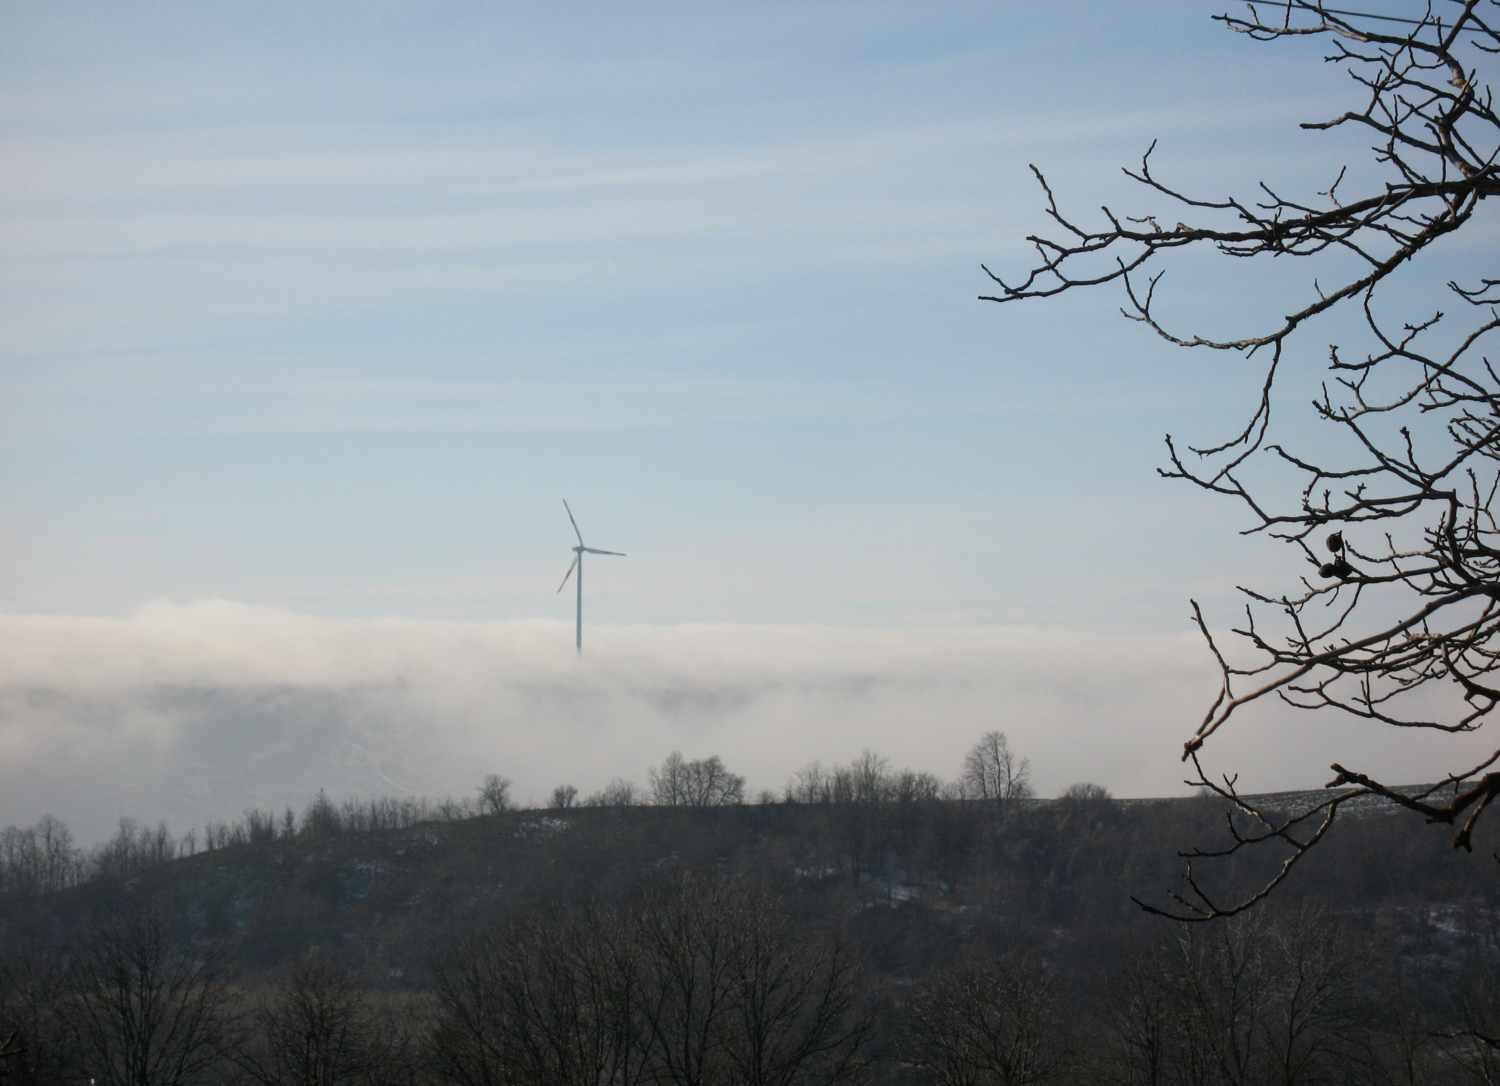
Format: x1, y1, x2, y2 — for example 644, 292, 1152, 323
556, 500, 625, 653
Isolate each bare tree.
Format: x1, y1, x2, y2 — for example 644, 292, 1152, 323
1363, 958, 1449, 1086
907, 957, 1069, 1086
301, 790, 343, 837
1101, 953, 1177, 1086
893, 769, 944, 806
235, 955, 415, 1086
431, 908, 648, 1086
962, 732, 1032, 815
846, 750, 893, 806
632, 872, 868, 1086
584, 778, 641, 807
987, 0, 1500, 917
0, 943, 79, 1086
650, 753, 692, 808
649, 753, 745, 808
719, 919, 867, 1086
786, 762, 831, 805
552, 784, 579, 810
1058, 782, 1111, 804
1442, 952, 1500, 1084
431, 872, 866, 1086
33, 815, 76, 893
1102, 908, 1372, 1086
0, 816, 83, 899
66, 910, 238, 1086
477, 775, 512, 816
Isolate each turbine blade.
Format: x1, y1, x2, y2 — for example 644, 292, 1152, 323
562, 499, 584, 546
584, 548, 626, 556
556, 556, 578, 593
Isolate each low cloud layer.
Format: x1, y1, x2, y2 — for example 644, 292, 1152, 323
0, 599, 1484, 844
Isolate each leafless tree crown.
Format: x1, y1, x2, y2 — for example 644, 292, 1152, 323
430, 872, 870, 1086
233, 956, 418, 1086
66, 911, 238, 1086
907, 958, 1069, 1086
649, 752, 746, 808
987, 0, 1500, 918
477, 775, 512, 816
962, 732, 1034, 812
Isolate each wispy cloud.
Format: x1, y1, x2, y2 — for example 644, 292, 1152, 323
0, 91, 1353, 359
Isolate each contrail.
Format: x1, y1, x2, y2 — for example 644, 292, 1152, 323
345, 740, 415, 795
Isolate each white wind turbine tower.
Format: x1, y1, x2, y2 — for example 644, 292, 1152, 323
556, 500, 625, 653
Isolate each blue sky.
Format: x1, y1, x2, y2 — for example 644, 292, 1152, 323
1, 0, 1368, 626
3, 1, 1488, 834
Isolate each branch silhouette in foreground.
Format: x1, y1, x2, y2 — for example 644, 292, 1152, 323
987, 0, 1500, 919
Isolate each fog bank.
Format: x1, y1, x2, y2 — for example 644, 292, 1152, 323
0, 599, 1480, 843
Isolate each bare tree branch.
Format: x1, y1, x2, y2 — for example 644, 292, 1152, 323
988, 1, 1500, 917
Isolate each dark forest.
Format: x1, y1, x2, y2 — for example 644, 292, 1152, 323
2, 748, 1498, 1085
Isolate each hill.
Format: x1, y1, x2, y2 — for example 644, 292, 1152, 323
2, 791, 1497, 1083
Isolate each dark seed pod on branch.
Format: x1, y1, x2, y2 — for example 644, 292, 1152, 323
983, 0, 1500, 922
